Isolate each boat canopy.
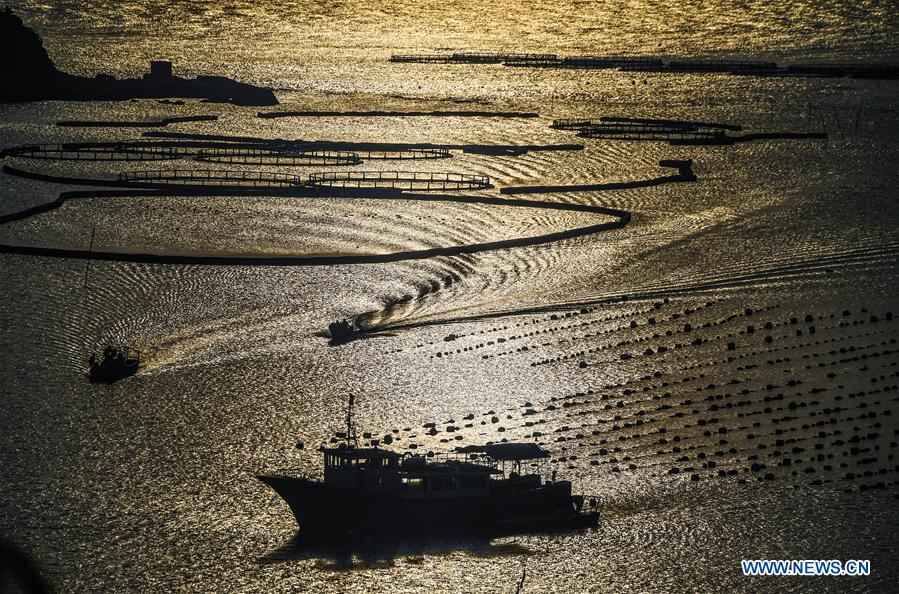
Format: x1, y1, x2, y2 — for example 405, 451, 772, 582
457, 443, 550, 461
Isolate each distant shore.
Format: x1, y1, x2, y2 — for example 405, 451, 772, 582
0, 8, 278, 106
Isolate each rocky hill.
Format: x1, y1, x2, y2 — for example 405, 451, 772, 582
0, 7, 277, 106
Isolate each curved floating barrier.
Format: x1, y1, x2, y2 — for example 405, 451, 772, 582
117, 169, 304, 188
307, 171, 492, 192
501, 160, 695, 194
194, 148, 363, 166
0, 165, 633, 266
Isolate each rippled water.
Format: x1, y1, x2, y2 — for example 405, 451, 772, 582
1, 1, 898, 593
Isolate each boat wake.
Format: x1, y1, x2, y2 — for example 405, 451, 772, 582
367, 242, 899, 331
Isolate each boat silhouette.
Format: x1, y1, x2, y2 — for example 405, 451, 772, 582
86, 345, 139, 384
328, 319, 366, 345
257, 396, 599, 542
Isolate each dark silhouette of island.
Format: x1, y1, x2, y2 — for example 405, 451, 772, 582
0, 7, 278, 106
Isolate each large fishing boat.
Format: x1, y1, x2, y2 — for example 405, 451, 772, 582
257, 396, 599, 541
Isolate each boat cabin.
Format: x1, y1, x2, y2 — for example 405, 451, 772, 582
322, 444, 499, 496
320, 442, 557, 499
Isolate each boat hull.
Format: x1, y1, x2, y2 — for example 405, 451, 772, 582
257, 475, 597, 541
87, 360, 139, 384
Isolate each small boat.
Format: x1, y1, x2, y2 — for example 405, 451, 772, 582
257, 396, 599, 542
327, 318, 365, 345
87, 345, 140, 384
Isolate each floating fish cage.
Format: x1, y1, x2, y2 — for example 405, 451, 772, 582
551, 119, 698, 132
451, 52, 560, 65
1, 142, 189, 161
117, 169, 304, 188
667, 59, 778, 72
561, 56, 664, 69
450, 52, 506, 63
578, 123, 701, 134
500, 53, 558, 61
502, 53, 561, 67
194, 147, 363, 166
504, 59, 563, 68
550, 119, 597, 130
600, 116, 742, 131
353, 148, 453, 160
306, 171, 491, 191
578, 128, 726, 142
390, 54, 455, 63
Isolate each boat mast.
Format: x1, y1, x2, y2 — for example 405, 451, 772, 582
346, 394, 359, 449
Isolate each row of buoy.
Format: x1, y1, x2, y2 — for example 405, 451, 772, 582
434, 304, 667, 360
564, 372, 897, 484
360, 301, 897, 493
527, 303, 897, 486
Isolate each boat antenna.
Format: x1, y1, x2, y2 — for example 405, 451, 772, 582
346, 394, 359, 449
